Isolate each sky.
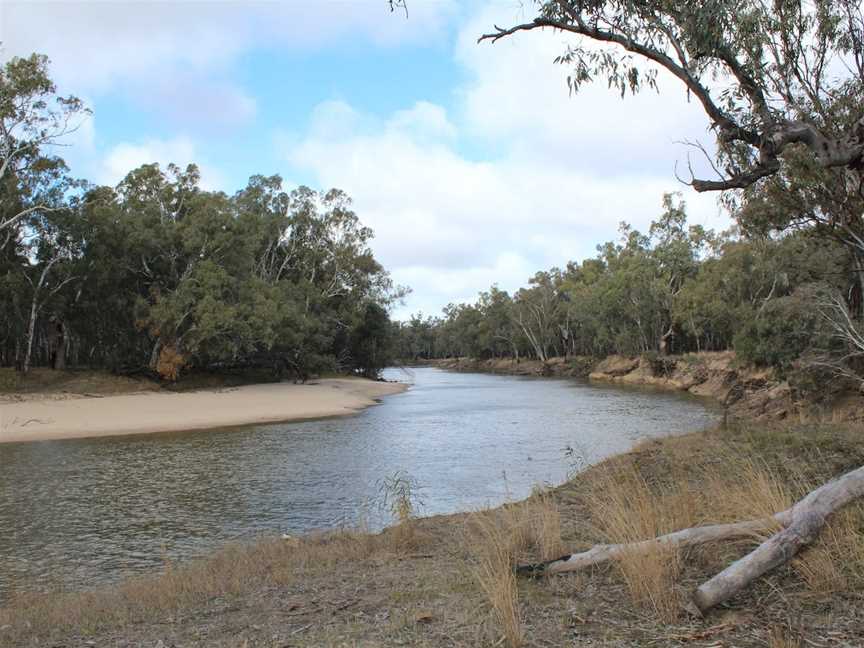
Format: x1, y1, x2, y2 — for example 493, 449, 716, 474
1, 0, 731, 320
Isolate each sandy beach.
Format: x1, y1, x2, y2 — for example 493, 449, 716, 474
0, 378, 407, 444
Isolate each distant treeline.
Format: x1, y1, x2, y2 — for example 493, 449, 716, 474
1, 55, 401, 380
395, 193, 856, 378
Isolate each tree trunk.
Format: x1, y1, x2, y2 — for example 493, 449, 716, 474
23, 296, 38, 374
148, 339, 162, 372
659, 325, 674, 355
52, 320, 67, 370
850, 255, 864, 319
517, 518, 777, 577
693, 464, 864, 611
517, 464, 864, 614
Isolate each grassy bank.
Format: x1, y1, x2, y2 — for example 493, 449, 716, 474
3, 422, 863, 647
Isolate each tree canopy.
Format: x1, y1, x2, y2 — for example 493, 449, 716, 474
0, 54, 402, 381
395, 194, 852, 384
481, 1, 863, 193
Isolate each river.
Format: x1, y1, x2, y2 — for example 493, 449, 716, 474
0, 367, 718, 600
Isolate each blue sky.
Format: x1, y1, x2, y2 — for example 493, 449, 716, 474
2, 0, 729, 319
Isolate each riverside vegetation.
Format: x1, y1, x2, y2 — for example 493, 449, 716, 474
4, 0, 864, 645
1, 55, 403, 385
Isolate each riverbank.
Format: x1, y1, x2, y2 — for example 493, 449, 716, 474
0, 378, 407, 443
3, 420, 862, 647
427, 352, 864, 423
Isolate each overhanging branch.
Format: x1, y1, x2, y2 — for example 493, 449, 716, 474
691, 160, 781, 192
478, 16, 760, 147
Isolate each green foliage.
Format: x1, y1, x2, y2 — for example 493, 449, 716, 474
0, 57, 400, 379
732, 286, 833, 372
395, 200, 858, 375
476, 0, 864, 382
349, 302, 393, 379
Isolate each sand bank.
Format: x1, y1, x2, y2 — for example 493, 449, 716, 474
0, 378, 407, 444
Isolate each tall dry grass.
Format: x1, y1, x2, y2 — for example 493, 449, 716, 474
793, 505, 864, 593
467, 511, 524, 648
580, 443, 808, 621
584, 458, 696, 622
464, 491, 564, 648
698, 452, 794, 533
527, 489, 566, 562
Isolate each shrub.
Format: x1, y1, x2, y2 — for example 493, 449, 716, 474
156, 345, 186, 381
733, 285, 832, 372
377, 470, 423, 550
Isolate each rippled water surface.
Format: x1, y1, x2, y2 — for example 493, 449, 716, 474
0, 367, 718, 599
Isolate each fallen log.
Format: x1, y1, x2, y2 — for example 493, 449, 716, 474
693, 464, 864, 611
516, 464, 864, 613
516, 518, 781, 577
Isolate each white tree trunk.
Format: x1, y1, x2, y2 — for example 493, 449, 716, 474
693, 464, 864, 611
519, 518, 778, 576
23, 296, 38, 374
519, 464, 864, 613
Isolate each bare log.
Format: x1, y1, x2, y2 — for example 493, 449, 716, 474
693, 464, 864, 611
516, 518, 780, 577
517, 464, 864, 613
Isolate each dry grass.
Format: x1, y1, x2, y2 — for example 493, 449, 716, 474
768, 624, 802, 648
463, 493, 564, 648
583, 458, 696, 622
378, 470, 423, 551
578, 440, 809, 622
699, 452, 794, 529
793, 505, 864, 593
466, 511, 523, 648
526, 489, 565, 561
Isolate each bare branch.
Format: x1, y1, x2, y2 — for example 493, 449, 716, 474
691, 159, 781, 192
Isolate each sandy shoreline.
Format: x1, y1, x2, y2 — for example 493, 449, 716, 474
0, 378, 407, 444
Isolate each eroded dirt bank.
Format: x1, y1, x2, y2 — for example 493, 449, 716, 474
427, 352, 864, 423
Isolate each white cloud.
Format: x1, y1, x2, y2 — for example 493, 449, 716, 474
390, 101, 457, 141
0, 1, 458, 96
284, 3, 728, 319
98, 136, 225, 191
394, 252, 538, 316
455, 4, 718, 175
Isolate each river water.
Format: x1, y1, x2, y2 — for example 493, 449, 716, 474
0, 367, 718, 600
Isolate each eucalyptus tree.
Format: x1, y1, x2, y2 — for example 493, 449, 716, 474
0, 54, 88, 237
512, 270, 566, 362
480, 2, 864, 292
399, 312, 438, 360
481, 2, 863, 191
477, 285, 520, 359
349, 301, 393, 378
0, 54, 89, 369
